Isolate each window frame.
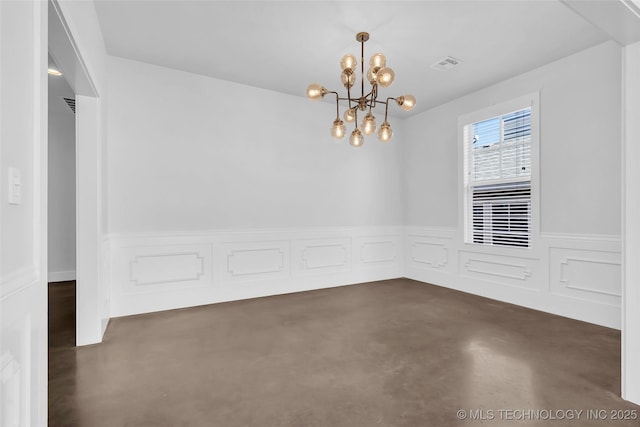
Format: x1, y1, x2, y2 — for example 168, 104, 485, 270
458, 92, 540, 253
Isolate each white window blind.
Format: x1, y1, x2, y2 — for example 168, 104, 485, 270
465, 107, 532, 248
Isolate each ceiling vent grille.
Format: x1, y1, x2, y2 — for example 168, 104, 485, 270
62, 97, 76, 114
431, 56, 463, 71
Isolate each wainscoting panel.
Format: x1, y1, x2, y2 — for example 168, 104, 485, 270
294, 238, 351, 275
550, 247, 621, 306
223, 241, 289, 281
108, 227, 403, 317
405, 227, 622, 329
405, 231, 456, 288
356, 235, 400, 266
108, 226, 620, 328
1, 269, 43, 427
459, 251, 538, 289
112, 243, 213, 301
410, 240, 449, 270
131, 252, 205, 285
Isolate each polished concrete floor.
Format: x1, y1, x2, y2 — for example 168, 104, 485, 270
49, 279, 640, 426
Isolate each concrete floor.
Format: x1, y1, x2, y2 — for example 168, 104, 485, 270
48, 279, 640, 426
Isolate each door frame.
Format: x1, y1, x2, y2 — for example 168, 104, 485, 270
48, 0, 105, 346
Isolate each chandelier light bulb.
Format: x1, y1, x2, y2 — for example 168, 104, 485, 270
378, 122, 393, 142
350, 129, 364, 148
340, 70, 355, 88
397, 94, 416, 111
369, 53, 386, 69
376, 67, 395, 87
361, 113, 377, 136
340, 54, 357, 72
366, 67, 378, 84
331, 118, 347, 139
306, 83, 326, 100
344, 107, 356, 123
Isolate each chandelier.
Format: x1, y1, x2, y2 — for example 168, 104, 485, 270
306, 32, 416, 147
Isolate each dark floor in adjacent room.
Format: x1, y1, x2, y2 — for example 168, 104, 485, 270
48, 279, 640, 427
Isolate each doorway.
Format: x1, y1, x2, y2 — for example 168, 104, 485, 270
47, 53, 77, 350
48, 0, 106, 347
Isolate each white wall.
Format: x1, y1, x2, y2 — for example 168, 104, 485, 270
1, 10, 35, 277
107, 57, 404, 232
623, 40, 640, 405
48, 110, 75, 282
0, 0, 48, 425
106, 56, 405, 316
404, 41, 621, 233
403, 41, 623, 328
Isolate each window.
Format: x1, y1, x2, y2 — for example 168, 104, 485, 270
463, 103, 534, 248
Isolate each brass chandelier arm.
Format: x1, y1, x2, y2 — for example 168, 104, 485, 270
334, 95, 396, 106
336, 86, 376, 103
370, 84, 379, 108
384, 97, 397, 122
335, 94, 377, 103
326, 91, 341, 118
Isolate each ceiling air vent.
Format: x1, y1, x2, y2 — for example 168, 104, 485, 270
62, 97, 76, 114
431, 56, 463, 71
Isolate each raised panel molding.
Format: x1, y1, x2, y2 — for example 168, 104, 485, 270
550, 247, 622, 303
360, 240, 396, 264
404, 228, 621, 327
116, 243, 213, 295
108, 228, 402, 317
464, 259, 532, 281
130, 252, 204, 285
227, 247, 286, 277
411, 241, 448, 269
458, 251, 537, 289
106, 227, 622, 327
301, 244, 348, 270
560, 257, 621, 297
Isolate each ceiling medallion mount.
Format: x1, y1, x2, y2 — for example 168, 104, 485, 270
356, 32, 369, 43
306, 31, 416, 147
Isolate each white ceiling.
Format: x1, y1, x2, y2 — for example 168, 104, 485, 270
93, 0, 615, 116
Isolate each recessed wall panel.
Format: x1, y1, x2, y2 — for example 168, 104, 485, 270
294, 238, 351, 275
550, 247, 621, 305
222, 240, 290, 282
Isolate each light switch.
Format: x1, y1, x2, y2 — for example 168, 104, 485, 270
8, 167, 22, 205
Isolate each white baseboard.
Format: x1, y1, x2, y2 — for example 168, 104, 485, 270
48, 270, 76, 283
